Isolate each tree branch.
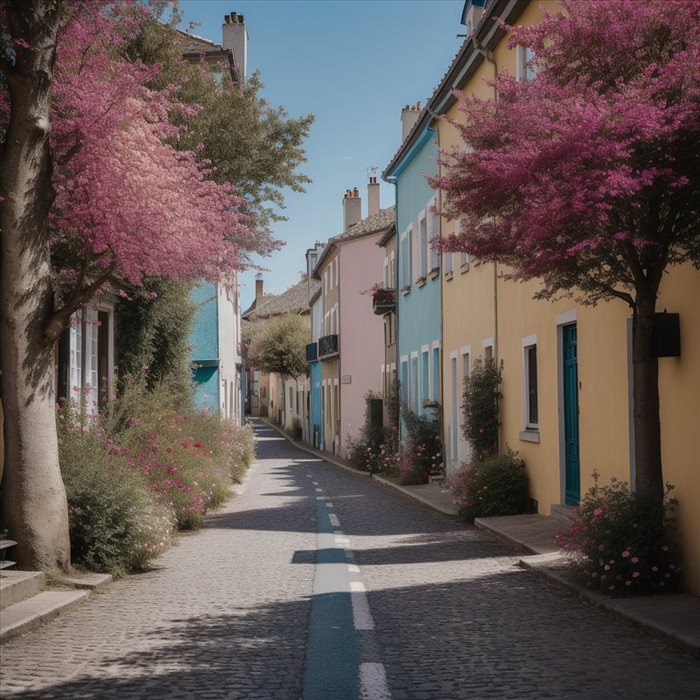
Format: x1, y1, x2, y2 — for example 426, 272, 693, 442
44, 265, 116, 343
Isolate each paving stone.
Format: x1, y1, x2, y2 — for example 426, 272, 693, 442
1, 420, 698, 699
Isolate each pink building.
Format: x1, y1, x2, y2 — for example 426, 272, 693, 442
312, 181, 394, 456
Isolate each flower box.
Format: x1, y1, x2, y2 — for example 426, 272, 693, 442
371, 287, 396, 315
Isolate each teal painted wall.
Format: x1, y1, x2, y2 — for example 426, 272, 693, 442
394, 131, 441, 419
310, 361, 323, 448
190, 281, 220, 411
190, 282, 218, 361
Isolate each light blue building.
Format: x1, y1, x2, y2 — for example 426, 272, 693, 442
189, 280, 243, 421
384, 105, 442, 430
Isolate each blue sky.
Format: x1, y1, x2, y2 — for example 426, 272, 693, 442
178, 0, 465, 309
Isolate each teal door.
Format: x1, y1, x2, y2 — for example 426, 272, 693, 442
563, 324, 580, 505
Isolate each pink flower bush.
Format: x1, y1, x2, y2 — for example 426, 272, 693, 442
557, 474, 681, 596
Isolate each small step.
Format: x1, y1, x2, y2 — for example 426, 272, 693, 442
0, 539, 17, 551
0, 571, 45, 609
550, 504, 577, 522
0, 560, 16, 570
64, 572, 112, 591
0, 589, 89, 643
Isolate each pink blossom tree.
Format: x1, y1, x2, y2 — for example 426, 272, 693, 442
432, 0, 700, 507
0, 1, 272, 569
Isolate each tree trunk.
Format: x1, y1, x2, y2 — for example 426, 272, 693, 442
631, 293, 664, 506
0, 0, 70, 571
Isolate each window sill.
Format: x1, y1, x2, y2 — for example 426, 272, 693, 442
415, 277, 427, 288
428, 267, 440, 279
401, 286, 411, 296
519, 429, 540, 444
444, 271, 454, 281
460, 263, 470, 274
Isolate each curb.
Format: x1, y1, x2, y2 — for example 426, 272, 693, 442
372, 474, 459, 517
256, 419, 459, 518
518, 554, 700, 658
257, 419, 372, 479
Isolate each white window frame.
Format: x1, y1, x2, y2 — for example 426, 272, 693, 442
450, 351, 459, 462
483, 338, 494, 363
421, 344, 430, 406
400, 355, 409, 405
410, 351, 419, 412
444, 249, 453, 275
431, 340, 441, 402
428, 198, 440, 273
522, 334, 539, 432
418, 211, 428, 279
516, 44, 536, 82
400, 227, 412, 290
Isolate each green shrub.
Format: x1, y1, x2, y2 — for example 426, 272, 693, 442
115, 279, 196, 406
58, 376, 256, 574
398, 409, 442, 485
557, 475, 681, 596
448, 449, 528, 521
346, 392, 387, 473
461, 358, 502, 462
103, 380, 241, 528
58, 413, 175, 576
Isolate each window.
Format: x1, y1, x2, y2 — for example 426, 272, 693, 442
444, 250, 453, 275
400, 228, 412, 289
422, 349, 430, 405
516, 44, 536, 82
410, 354, 419, 412
400, 357, 409, 404
289, 385, 294, 410
461, 349, 470, 382
324, 269, 328, 295
428, 206, 440, 272
389, 251, 396, 287
383, 257, 390, 288
432, 346, 440, 401
524, 340, 538, 428
483, 339, 494, 363
70, 316, 82, 394
457, 217, 470, 270
418, 214, 428, 279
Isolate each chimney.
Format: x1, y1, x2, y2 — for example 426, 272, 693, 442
367, 176, 380, 217
222, 11, 248, 81
401, 101, 422, 142
461, 0, 485, 37
255, 272, 263, 303
342, 188, 362, 232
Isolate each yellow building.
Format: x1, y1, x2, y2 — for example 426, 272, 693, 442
419, 0, 700, 593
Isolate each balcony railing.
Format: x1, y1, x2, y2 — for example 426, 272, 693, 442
305, 342, 318, 362
318, 334, 339, 359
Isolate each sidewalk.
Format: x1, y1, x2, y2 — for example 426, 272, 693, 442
269, 421, 700, 659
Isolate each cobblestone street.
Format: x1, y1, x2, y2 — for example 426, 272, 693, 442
1, 421, 698, 699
